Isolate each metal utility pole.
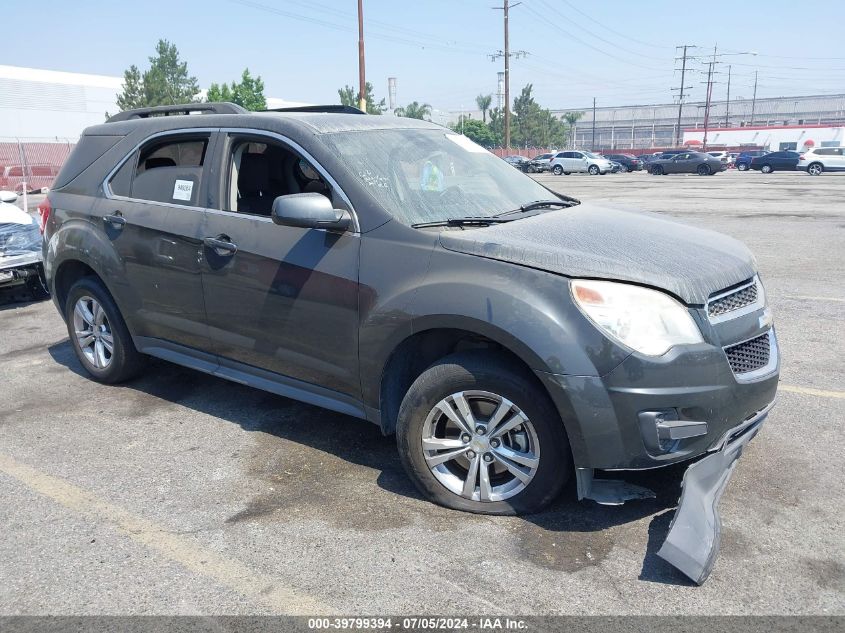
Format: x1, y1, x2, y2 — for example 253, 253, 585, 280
592, 97, 596, 151
724, 65, 732, 127
673, 45, 695, 148
490, 1, 525, 149
750, 71, 758, 125
357, 0, 366, 112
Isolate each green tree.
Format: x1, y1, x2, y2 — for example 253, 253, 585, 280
395, 101, 432, 120
207, 68, 266, 111
450, 117, 498, 147
475, 94, 492, 123
115, 39, 199, 110
338, 82, 386, 114
116, 65, 144, 111
562, 111, 584, 148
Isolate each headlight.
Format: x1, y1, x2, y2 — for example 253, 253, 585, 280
571, 279, 703, 356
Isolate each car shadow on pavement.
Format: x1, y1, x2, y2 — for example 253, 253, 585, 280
47, 339, 691, 585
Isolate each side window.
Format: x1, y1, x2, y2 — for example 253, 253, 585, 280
129, 136, 209, 206
109, 154, 135, 197
226, 136, 333, 216
555, 152, 566, 158
572, 152, 584, 159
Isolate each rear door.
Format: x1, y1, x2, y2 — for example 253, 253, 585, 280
102, 131, 215, 354
199, 130, 362, 398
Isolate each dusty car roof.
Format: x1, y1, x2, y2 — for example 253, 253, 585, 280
84, 111, 444, 138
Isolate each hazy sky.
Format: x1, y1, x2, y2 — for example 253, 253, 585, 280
7, 0, 845, 112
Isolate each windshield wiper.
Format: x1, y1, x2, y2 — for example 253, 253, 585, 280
494, 198, 578, 218
411, 217, 513, 229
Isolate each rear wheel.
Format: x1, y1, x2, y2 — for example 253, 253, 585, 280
552, 165, 563, 175
65, 277, 144, 383
651, 165, 664, 175
396, 351, 571, 515
808, 162, 824, 176
697, 164, 711, 176
761, 164, 773, 174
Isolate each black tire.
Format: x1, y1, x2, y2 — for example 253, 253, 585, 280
807, 162, 824, 176
651, 165, 664, 175
697, 164, 711, 176
64, 276, 145, 384
619, 165, 628, 173
552, 165, 563, 175
761, 164, 773, 174
737, 163, 748, 171
563, 172, 571, 175
588, 164, 600, 175
396, 351, 572, 515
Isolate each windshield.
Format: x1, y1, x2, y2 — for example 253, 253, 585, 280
583, 152, 602, 159
322, 129, 558, 226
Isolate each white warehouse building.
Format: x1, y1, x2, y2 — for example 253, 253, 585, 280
682, 124, 845, 152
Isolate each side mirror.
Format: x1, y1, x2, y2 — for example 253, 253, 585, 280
0, 190, 18, 203
271, 193, 351, 232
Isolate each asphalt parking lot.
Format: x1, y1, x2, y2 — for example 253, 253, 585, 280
1, 169, 843, 615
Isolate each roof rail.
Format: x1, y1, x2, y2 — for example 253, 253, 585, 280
107, 102, 246, 123
262, 105, 366, 115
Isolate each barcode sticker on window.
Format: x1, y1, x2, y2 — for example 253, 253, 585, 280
173, 179, 193, 201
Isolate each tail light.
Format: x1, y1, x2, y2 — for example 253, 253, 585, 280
37, 197, 51, 234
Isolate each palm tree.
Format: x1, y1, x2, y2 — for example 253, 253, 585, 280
395, 101, 432, 120
562, 111, 584, 148
476, 94, 492, 123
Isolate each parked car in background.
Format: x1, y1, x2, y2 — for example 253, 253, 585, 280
750, 151, 800, 173
526, 152, 556, 173
550, 150, 614, 175
637, 154, 660, 167
649, 151, 723, 175
503, 155, 531, 172
606, 160, 623, 173
735, 150, 768, 171
797, 146, 845, 175
728, 152, 740, 167
707, 152, 730, 170
0, 190, 47, 296
0, 164, 61, 193
604, 153, 643, 172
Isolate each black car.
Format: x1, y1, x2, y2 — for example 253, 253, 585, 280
41, 102, 778, 584
735, 150, 768, 171
503, 155, 530, 171
649, 151, 724, 175
750, 150, 800, 173
603, 154, 642, 172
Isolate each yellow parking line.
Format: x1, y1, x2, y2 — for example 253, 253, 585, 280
781, 385, 845, 399
0, 453, 330, 614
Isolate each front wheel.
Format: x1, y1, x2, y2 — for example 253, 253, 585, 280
737, 163, 749, 171
588, 164, 600, 175
761, 164, 773, 174
396, 352, 571, 515
552, 165, 563, 175
808, 162, 824, 176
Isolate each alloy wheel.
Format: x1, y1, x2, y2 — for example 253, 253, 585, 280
73, 295, 114, 369
421, 390, 540, 502
808, 164, 823, 176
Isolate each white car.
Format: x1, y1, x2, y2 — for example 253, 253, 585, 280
0, 190, 46, 294
550, 150, 614, 175
797, 147, 845, 175
706, 152, 730, 170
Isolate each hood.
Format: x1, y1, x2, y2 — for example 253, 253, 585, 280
439, 203, 756, 304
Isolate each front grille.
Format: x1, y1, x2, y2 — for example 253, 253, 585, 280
708, 281, 759, 318
725, 332, 771, 374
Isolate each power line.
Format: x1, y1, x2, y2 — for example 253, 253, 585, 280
556, 0, 670, 50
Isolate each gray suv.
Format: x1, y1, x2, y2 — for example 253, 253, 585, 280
42, 103, 779, 584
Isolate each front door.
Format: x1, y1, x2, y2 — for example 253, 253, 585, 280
200, 132, 361, 398
102, 132, 214, 352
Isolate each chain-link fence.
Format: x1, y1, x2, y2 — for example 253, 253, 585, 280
0, 137, 77, 194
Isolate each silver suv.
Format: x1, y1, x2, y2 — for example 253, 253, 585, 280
550, 150, 614, 175
798, 146, 845, 175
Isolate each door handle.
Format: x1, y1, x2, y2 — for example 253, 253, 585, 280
103, 213, 125, 228
203, 235, 238, 257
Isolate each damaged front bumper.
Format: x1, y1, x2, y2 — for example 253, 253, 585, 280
0, 251, 43, 287
656, 399, 773, 584
576, 399, 774, 584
